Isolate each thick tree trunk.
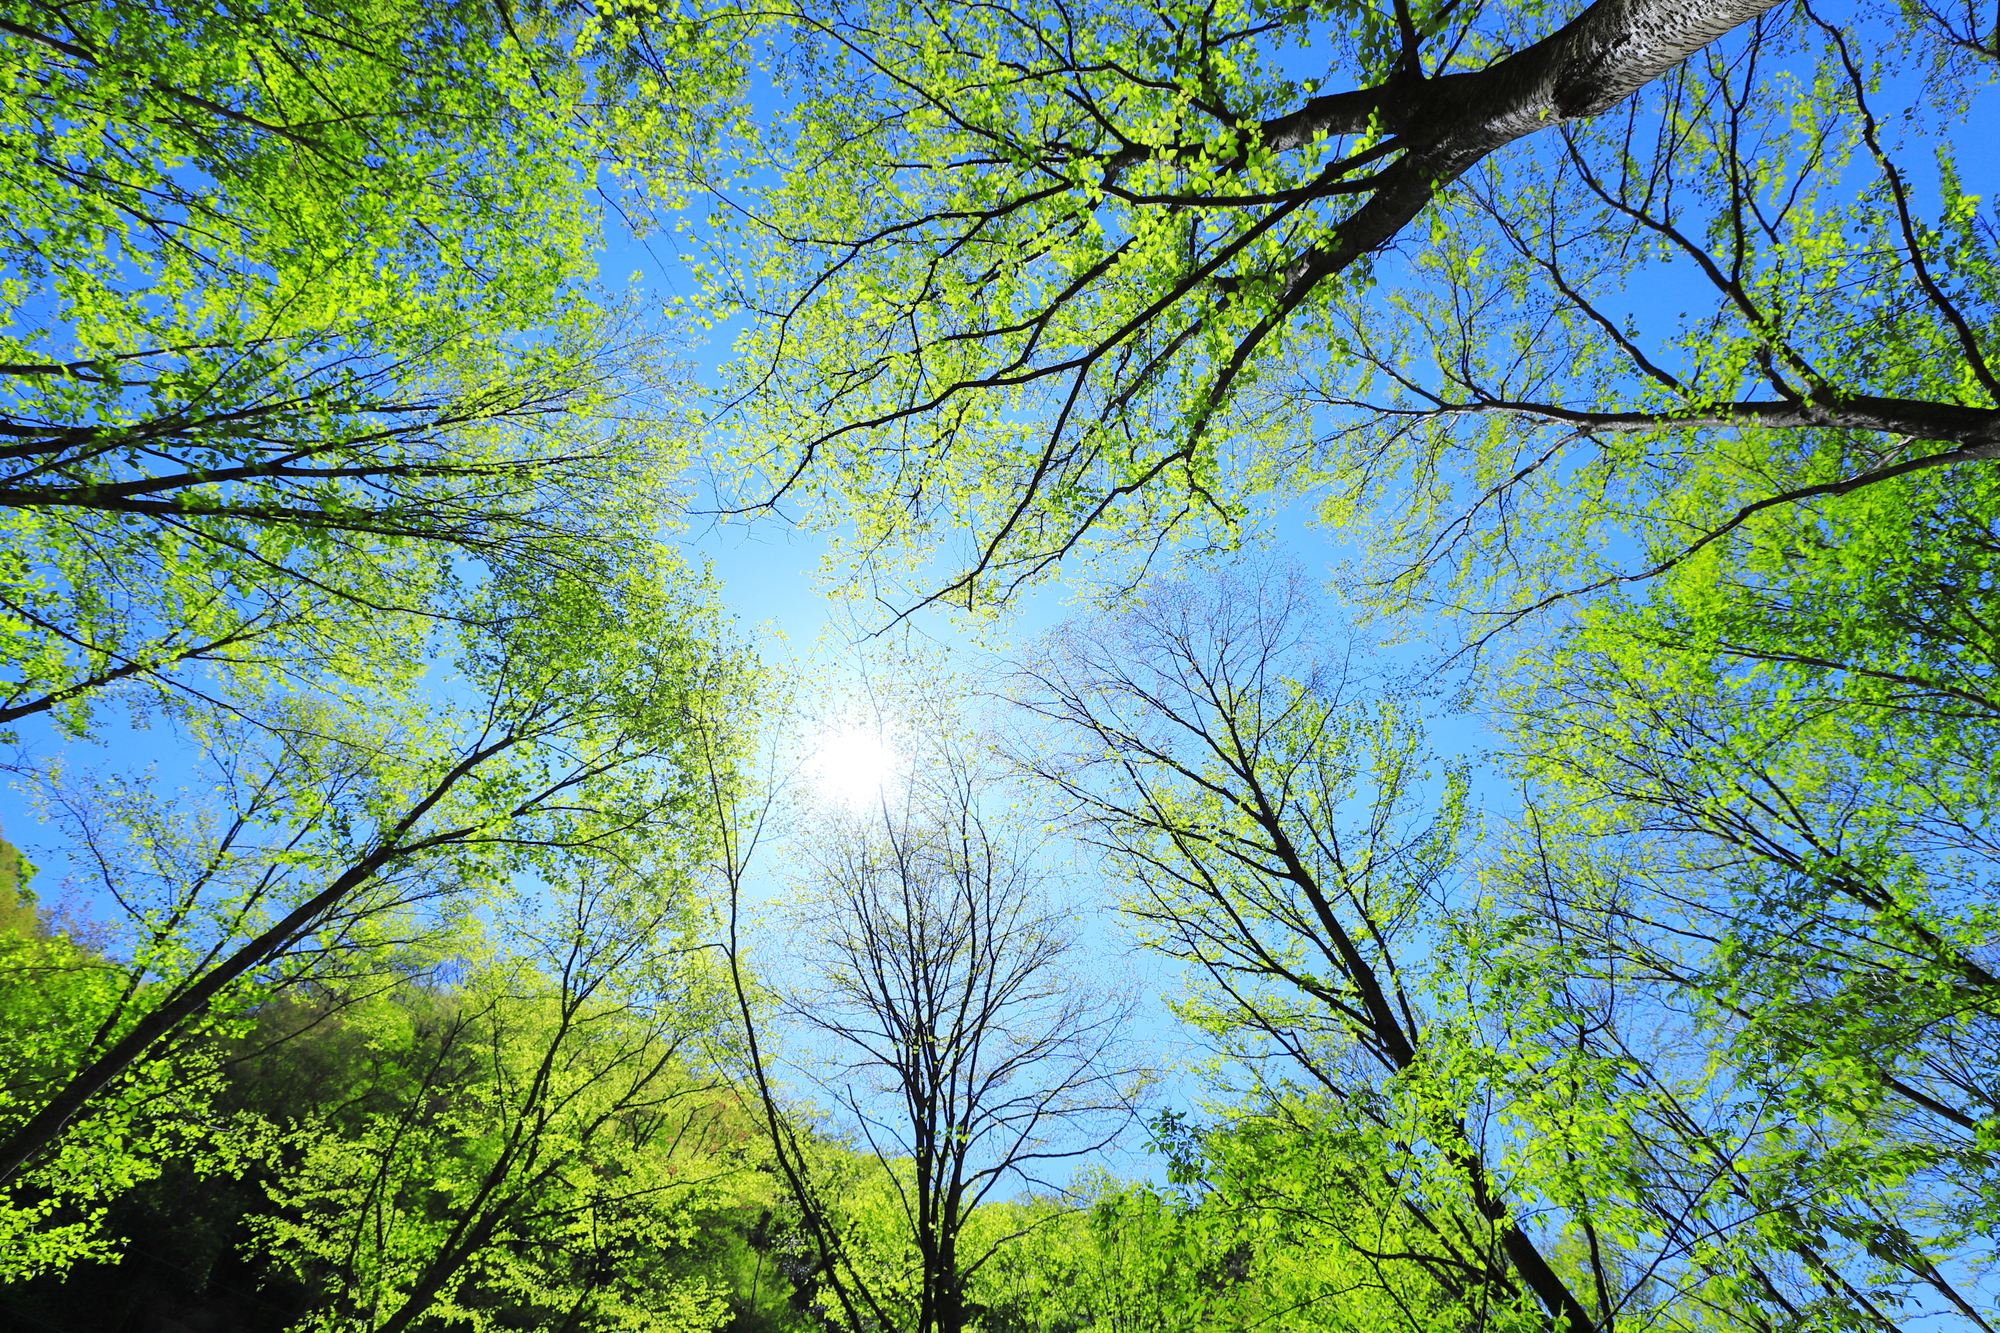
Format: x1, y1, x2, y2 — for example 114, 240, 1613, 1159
1181, 0, 1793, 463
1297, 0, 1791, 291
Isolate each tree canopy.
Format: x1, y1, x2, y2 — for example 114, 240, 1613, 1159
0, 0, 743, 732
4, 0, 1998, 1327
708, 0, 1994, 622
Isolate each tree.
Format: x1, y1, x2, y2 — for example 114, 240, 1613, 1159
0, 552, 751, 1273
709, 702, 1143, 1333
1008, 570, 1602, 1331
250, 861, 747, 1333
1007, 565, 1987, 1331
1295, 3, 2000, 641
0, 0, 745, 733
1487, 457, 2000, 1326
705, 0, 1800, 613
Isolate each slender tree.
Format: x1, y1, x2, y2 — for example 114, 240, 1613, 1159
1009, 570, 1604, 1331
706, 694, 1142, 1333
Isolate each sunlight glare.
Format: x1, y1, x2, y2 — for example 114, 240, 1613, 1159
809, 725, 899, 810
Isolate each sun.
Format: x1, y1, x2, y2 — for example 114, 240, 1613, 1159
809, 725, 899, 810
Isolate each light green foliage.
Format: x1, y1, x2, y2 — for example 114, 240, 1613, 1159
1301, 1, 2000, 635
0, 926, 256, 1282
0, 805, 280, 1282
250, 865, 747, 1333
778, 1158, 1187, 1333
0, 827, 34, 937
0, 0, 746, 733
0, 547, 754, 1278
1494, 462, 2000, 1326
970, 1181, 1271, 1333
713, 0, 1552, 610
975, 1155, 1526, 1333
791, 1149, 934, 1328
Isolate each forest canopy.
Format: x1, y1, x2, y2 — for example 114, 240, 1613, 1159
1, 0, 1995, 1329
